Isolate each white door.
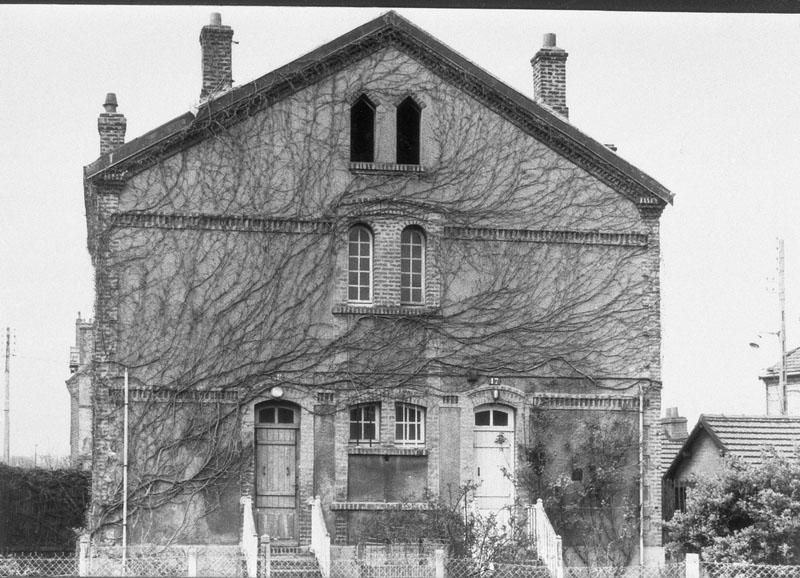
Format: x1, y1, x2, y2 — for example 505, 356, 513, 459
473, 405, 515, 523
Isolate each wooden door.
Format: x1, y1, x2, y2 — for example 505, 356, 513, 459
255, 403, 299, 542
473, 405, 515, 522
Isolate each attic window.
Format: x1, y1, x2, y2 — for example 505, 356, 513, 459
350, 95, 375, 163
396, 97, 421, 165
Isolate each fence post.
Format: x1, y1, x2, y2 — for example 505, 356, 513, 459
686, 553, 700, 578
261, 534, 271, 578
78, 534, 89, 577
187, 547, 197, 578
434, 548, 445, 578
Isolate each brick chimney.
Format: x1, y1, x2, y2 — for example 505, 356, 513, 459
200, 12, 234, 101
661, 407, 689, 441
531, 33, 569, 119
97, 93, 126, 155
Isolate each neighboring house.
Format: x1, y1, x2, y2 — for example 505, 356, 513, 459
65, 314, 93, 470
759, 346, 800, 415
81, 12, 671, 561
660, 407, 688, 475
662, 414, 800, 520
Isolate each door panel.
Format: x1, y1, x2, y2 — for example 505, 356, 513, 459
255, 403, 299, 542
473, 406, 515, 519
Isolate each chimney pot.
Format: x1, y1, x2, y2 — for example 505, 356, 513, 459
98, 93, 126, 155
543, 33, 557, 48
103, 93, 118, 113
210, 12, 222, 26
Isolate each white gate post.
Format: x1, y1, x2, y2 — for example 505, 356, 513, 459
187, 547, 197, 578
686, 553, 700, 578
434, 548, 445, 578
78, 534, 90, 577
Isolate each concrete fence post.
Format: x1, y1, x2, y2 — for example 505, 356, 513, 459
261, 534, 271, 578
434, 548, 445, 578
187, 547, 197, 578
686, 553, 700, 578
77, 534, 90, 577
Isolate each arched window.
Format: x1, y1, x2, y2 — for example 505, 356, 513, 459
350, 95, 375, 163
348, 225, 372, 302
396, 97, 421, 165
400, 227, 425, 304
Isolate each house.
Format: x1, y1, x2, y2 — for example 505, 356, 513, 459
660, 407, 689, 476
66, 314, 93, 470
662, 414, 800, 520
759, 346, 800, 415
81, 11, 671, 563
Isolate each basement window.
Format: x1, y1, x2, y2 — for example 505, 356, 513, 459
396, 97, 421, 165
350, 95, 375, 163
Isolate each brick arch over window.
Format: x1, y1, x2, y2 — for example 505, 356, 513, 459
396, 96, 421, 165
400, 226, 425, 304
347, 224, 373, 302
350, 94, 375, 162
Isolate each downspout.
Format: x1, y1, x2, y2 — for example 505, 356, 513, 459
638, 384, 645, 566
122, 368, 129, 572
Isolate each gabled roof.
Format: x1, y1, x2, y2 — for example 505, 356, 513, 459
661, 438, 685, 472
762, 346, 800, 378
84, 11, 672, 210
664, 414, 800, 478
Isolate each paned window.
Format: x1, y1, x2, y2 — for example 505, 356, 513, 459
348, 225, 372, 302
400, 227, 425, 304
350, 95, 375, 162
258, 406, 295, 424
395, 403, 425, 445
674, 484, 687, 513
349, 404, 379, 442
396, 97, 421, 165
473, 409, 510, 427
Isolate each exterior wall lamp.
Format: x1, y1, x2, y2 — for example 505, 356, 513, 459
270, 385, 284, 398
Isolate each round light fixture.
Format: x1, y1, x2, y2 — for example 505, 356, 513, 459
270, 385, 284, 398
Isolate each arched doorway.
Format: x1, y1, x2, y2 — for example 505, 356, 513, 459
473, 404, 515, 521
255, 401, 299, 542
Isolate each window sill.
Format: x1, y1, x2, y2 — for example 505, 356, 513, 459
330, 502, 430, 511
349, 162, 426, 175
333, 304, 441, 317
347, 445, 428, 456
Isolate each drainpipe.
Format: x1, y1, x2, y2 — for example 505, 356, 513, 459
638, 384, 644, 566
122, 368, 129, 572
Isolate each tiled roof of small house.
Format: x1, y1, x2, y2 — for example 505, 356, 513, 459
663, 414, 800, 478
84, 11, 672, 209
763, 346, 800, 377
661, 438, 684, 472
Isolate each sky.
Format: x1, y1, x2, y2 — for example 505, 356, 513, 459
0, 6, 798, 458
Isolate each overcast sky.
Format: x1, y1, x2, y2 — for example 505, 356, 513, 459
1, 6, 798, 458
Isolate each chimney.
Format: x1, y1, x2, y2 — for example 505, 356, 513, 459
661, 407, 689, 441
531, 33, 569, 119
200, 12, 234, 101
97, 93, 126, 155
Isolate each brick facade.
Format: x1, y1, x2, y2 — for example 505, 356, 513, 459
81, 12, 670, 560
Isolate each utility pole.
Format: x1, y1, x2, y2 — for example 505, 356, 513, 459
3, 327, 10, 463
778, 239, 788, 415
